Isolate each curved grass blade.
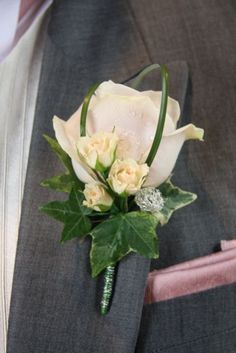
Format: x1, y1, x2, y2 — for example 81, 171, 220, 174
122, 63, 161, 89
121, 64, 169, 167
80, 82, 100, 137
145, 65, 169, 167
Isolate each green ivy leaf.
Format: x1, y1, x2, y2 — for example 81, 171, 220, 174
40, 188, 92, 243
41, 135, 84, 193
155, 179, 197, 225
90, 211, 159, 277
41, 174, 75, 193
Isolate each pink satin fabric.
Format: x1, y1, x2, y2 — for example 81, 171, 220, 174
144, 240, 236, 304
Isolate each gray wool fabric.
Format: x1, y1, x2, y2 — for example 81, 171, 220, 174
7, 1, 236, 353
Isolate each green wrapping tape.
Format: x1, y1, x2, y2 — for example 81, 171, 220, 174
100, 265, 116, 315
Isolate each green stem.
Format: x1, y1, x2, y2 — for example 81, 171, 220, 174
128, 197, 136, 211
122, 63, 161, 88
100, 265, 116, 315
124, 197, 128, 212
122, 64, 169, 168
145, 65, 169, 167
120, 197, 128, 213
94, 170, 106, 184
80, 82, 100, 137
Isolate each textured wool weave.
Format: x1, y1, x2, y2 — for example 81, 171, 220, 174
0, 5, 49, 353
7, 1, 236, 352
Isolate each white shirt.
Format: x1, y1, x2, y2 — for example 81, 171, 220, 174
0, 0, 50, 62
0, 0, 21, 61
0, 2, 51, 351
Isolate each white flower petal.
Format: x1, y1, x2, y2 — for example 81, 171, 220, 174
141, 90, 181, 130
71, 159, 96, 184
53, 116, 95, 184
87, 94, 173, 161
53, 94, 98, 156
53, 82, 201, 189
144, 124, 204, 187
53, 115, 79, 162
97, 83, 180, 130
96, 80, 141, 98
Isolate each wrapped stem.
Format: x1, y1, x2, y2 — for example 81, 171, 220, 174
100, 265, 116, 315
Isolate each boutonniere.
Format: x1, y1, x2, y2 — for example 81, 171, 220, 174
40, 64, 204, 315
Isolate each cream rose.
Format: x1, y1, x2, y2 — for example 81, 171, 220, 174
77, 131, 118, 171
107, 159, 149, 195
83, 183, 113, 212
53, 80, 204, 186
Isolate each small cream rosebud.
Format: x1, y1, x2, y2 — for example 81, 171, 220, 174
83, 182, 113, 212
77, 131, 118, 172
107, 158, 149, 196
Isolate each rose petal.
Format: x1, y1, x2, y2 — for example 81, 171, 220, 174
72, 159, 97, 184
96, 80, 141, 98
97, 83, 180, 129
53, 94, 98, 153
53, 116, 95, 183
141, 90, 181, 130
144, 124, 204, 187
86, 94, 174, 161
53, 115, 79, 162
96, 82, 177, 134
53, 81, 195, 188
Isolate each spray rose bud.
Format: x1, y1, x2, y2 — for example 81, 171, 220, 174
77, 131, 118, 172
83, 182, 113, 212
107, 158, 149, 196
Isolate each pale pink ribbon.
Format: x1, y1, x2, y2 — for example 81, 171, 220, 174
144, 240, 236, 304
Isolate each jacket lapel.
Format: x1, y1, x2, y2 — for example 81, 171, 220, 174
7, 2, 151, 353
7, 1, 189, 352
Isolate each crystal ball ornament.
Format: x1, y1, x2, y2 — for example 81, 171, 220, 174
134, 187, 164, 213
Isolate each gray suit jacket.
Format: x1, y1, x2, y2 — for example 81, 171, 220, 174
7, 1, 236, 352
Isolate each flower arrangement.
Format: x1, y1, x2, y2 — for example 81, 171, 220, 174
40, 64, 204, 314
